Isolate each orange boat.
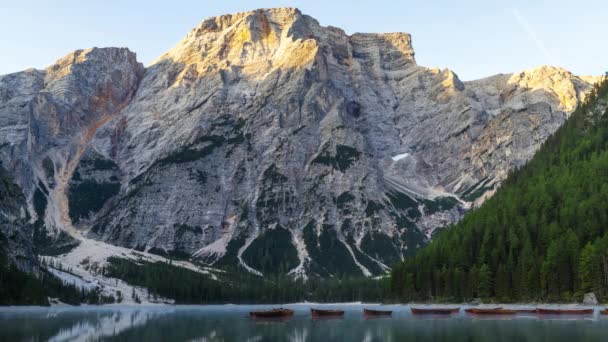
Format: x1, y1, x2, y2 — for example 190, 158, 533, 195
600, 309, 608, 315
363, 308, 393, 316
411, 307, 460, 315
250, 308, 294, 318
537, 308, 593, 315
465, 308, 516, 315
311, 308, 345, 317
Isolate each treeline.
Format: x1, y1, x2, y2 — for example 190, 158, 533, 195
106, 257, 389, 304
0, 255, 47, 305
0, 253, 115, 306
391, 77, 608, 303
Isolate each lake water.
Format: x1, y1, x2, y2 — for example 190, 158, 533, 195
1, 304, 608, 341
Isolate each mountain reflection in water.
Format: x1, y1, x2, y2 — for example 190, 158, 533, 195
1, 304, 608, 341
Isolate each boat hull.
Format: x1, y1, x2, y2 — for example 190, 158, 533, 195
536, 308, 593, 315
250, 308, 294, 318
363, 309, 393, 316
465, 308, 516, 315
411, 308, 460, 315
514, 309, 537, 314
311, 309, 345, 317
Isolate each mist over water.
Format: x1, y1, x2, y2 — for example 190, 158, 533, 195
1, 304, 608, 341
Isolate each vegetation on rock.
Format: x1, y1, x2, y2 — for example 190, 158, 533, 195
391, 78, 608, 303
106, 256, 389, 304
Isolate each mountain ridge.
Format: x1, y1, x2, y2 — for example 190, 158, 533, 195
0, 8, 600, 280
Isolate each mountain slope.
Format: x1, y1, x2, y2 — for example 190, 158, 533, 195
391, 78, 608, 302
0, 163, 36, 271
0, 8, 599, 279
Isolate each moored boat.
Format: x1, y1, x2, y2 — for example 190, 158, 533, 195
311, 308, 345, 317
363, 308, 393, 316
411, 307, 460, 315
514, 308, 537, 314
536, 308, 593, 315
465, 308, 516, 315
600, 308, 608, 315
249, 308, 294, 318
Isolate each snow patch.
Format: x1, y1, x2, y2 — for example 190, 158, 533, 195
354, 244, 391, 272
46, 267, 97, 291
193, 235, 228, 260
287, 231, 309, 280
383, 175, 425, 199
193, 214, 238, 262
44, 233, 221, 304
341, 239, 372, 277
236, 231, 263, 276
391, 153, 410, 161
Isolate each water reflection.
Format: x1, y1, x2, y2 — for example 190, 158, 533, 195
286, 327, 309, 342
48, 310, 158, 342
1, 305, 608, 341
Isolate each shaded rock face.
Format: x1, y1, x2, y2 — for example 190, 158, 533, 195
0, 8, 600, 278
0, 164, 37, 272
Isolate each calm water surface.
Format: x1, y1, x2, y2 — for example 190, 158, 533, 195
1, 304, 608, 341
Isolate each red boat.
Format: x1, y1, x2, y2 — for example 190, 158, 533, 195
311, 308, 345, 317
363, 308, 393, 316
250, 308, 294, 318
514, 309, 537, 314
465, 308, 516, 315
536, 308, 593, 315
411, 307, 460, 315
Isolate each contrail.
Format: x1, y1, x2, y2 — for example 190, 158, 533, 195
511, 8, 557, 65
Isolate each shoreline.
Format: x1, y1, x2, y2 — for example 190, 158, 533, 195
0, 302, 605, 310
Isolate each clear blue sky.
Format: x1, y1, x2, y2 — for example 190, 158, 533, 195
1, 0, 606, 80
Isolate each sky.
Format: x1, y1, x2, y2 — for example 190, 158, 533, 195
1, 0, 607, 80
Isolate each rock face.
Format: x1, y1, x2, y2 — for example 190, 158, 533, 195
583, 292, 598, 305
0, 8, 600, 277
0, 48, 143, 254
0, 164, 37, 272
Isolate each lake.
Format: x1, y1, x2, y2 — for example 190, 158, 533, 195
1, 304, 608, 341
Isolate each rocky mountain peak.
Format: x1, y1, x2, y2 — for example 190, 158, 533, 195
46, 47, 141, 78
506, 65, 601, 112
152, 8, 319, 83
0, 8, 600, 279
191, 8, 304, 36
152, 7, 418, 85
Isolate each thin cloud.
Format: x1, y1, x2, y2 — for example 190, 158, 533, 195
511, 8, 557, 66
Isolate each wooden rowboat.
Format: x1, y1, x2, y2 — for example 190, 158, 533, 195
465, 308, 516, 315
363, 308, 393, 316
411, 307, 460, 315
250, 308, 294, 318
536, 308, 593, 315
600, 309, 608, 315
514, 309, 537, 314
311, 308, 345, 317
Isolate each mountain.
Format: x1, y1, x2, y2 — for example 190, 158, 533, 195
391, 79, 608, 302
0, 164, 36, 271
0, 8, 600, 279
